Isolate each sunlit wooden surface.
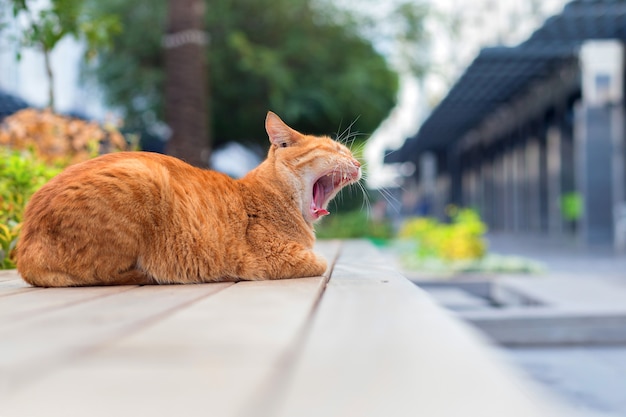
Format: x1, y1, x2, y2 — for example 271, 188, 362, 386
1, 241, 567, 417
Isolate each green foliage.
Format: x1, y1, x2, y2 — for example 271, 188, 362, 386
397, 207, 545, 276
316, 211, 393, 241
399, 207, 487, 261
399, 250, 545, 276
87, 0, 404, 149
5, 0, 121, 54
0, 149, 60, 268
0, 222, 20, 269
561, 192, 582, 221
388, 2, 431, 76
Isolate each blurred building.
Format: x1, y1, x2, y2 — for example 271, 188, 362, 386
365, 0, 568, 191
388, 0, 626, 249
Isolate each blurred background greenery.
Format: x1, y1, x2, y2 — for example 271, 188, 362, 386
0, 0, 490, 269
84, 0, 427, 150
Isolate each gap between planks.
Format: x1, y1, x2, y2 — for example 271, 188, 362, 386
234, 240, 343, 417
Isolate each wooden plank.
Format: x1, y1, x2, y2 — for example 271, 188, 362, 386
0, 286, 136, 331
0, 279, 35, 297
270, 240, 568, 417
0, 270, 20, 281
0, 282, 232, 396
3, 281, 326, 417
2, 241, 342, 417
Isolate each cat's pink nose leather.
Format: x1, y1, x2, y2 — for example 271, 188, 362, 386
353, 159, 361, 168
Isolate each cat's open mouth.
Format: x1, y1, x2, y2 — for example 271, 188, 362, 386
310, 169, 359, 220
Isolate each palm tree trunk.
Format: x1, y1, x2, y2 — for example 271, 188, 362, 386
164, 0, 210, 167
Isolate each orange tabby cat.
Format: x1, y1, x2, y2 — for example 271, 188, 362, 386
17, 112, 361, 287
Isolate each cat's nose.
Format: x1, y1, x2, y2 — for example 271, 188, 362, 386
353, 159, 361, 168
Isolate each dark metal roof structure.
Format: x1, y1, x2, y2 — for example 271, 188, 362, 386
396, 0, 626, 159
0, 89, 29, 120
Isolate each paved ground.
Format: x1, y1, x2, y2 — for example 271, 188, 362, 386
486, 233, 626, 280
501, 346, 626, 417
386, 233, 626, 416
486, 233, 626, 417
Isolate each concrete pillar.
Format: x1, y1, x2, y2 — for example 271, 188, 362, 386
465, 166, 479, 210
578, 40, 625, 246
480, 158, 494, 227
539, 133, 549, 233
493, 152, 506, 230
433, 151, 450, 220
473, 168, 480, 209
560, 113, 577, 236
546, 125, 563, 236
513, 144, 524, 232
462, 166, 471, 207
503, 147, 515, 231
526, 137, 541, 232
501, 147, 514, 232
435, 175, 451, 221
418, 152, 436, 216
448, 146, 462, 207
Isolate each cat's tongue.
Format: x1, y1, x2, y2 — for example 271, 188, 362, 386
312, 181, 330, 219
313, 207, 330, 217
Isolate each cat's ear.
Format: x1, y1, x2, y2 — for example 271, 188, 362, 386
265, 111, 299, 148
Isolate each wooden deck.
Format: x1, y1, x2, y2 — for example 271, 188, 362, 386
1, 240, 567, 417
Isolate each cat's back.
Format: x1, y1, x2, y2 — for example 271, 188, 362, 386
22, 151, 240, 225
24, 152, 177, 216
50, 151, 193, 186
17, 152, 244, 286
19, 153, 183, 243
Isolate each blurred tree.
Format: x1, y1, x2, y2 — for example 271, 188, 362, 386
342, 0, 431, 78
0, 0, 120, 111
163, 0, 209, 167
87, 0, 406, 151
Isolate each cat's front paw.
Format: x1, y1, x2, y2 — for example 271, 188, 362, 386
310, 254, 328, 276
282, 250, 327, 278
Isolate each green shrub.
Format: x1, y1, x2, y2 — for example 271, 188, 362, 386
561, 192, 582, 221
0, 149, 60, 268
316, 210, 393, 241
0, 221, 20, 269
399, 206, 487, 261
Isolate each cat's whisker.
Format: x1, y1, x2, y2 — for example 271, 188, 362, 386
377, 186, 401, 214
336, 126, 349, 145
348, 133, 366, 148
343, 132, 365, 149
357, 180, 372, 218
335, 117, 360, 145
